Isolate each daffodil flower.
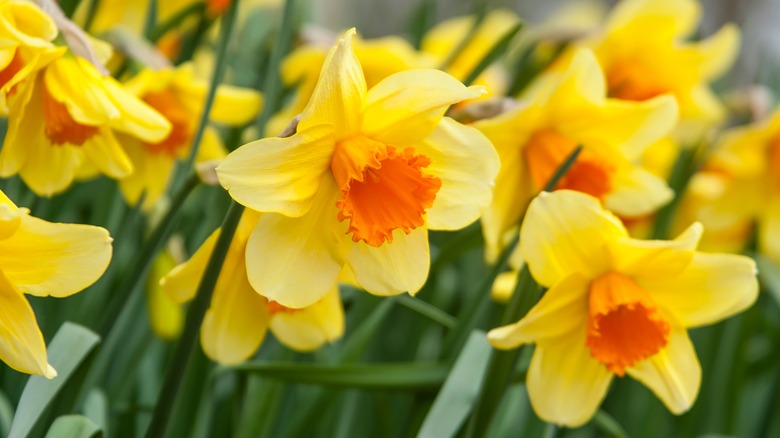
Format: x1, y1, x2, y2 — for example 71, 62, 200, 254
160, 211, 344, 364
583, 0, 739, 133
473, 48, 678, 261
488, 190, 758, 427
217, 29, 499, 308
0, 54, 171, 196
117, 63, 262, 209
0, 190, 112, 377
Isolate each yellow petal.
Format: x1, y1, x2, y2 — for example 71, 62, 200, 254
606, 0, 700, 41
627, 326, 700, 414
361, 69, 485, 146
681, 24, 740, 81
0, 76, 37, 177
217, 124, 335, 217
605, 166, 674, 217
526, 328, 613, 427
270, 285, 344, 351
608, 223, 701, 277
539, 48, 605, 110
201, 248, 269, 365
146, 252, 184, 340
346, 226, 429, 297
418, 118, 499, 230
520, 190, 627, 287
0, 201, 22, 240
640, 252, 758, 328
245, 177, 346, 309
0, 0, 58, 46
44, 57, 117, 126
81, 127, 134, 178
297, 28, 365, 138
210, 84, 263, 125
117, 137, 176, 209
0, 270, 55, 378
490, 270, 518, 303
488, 273, 588, 349
0, 214, 112, 297
103, 76, 172, 143
760, 196, 780, 264
161, 230, 220, 304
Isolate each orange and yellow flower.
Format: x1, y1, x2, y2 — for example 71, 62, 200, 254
488, 190, 758, 426
217, 29, 499, 309
473, 48, 677, 260
160, 211, 344, 364
0, 189, 112, 377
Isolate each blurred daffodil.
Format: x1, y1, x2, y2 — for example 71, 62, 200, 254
488, 190, 758, 426
160, 211, 344, 364
117, 63, 262, 209
147, 250, 185, 340
217, 29, 499, 308
473, 48, 677, 261
583, 0, 739, 135
0, 54, 171, 196
0, 189, 112, 377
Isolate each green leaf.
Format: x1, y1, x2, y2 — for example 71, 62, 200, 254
418, 331, 493, 438
756, 254, 780, 306
0, 389, 13, 437
397, 295, 457, 329
462, 22, 524, 86
8, 322, 100, 438
592, 410, 629, 438
45, 415, 102, 438
81, 389, 108, 434
229, 362, 447, 391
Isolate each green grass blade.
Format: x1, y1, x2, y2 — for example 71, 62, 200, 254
9, 323, 100, 438
397, 296, 457, 329
462, 22, 523, 87
44, 415, 102, 438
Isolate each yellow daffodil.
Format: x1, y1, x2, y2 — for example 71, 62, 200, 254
0, 0, 65, 113
160, 211, 344, 364
582, 0, 739, 134
117, 63, 262, 208
0, 189, 112, 377
488, 190, 758, 427
421, 9, 519, 96
687, 107, 780, 261
146, 250, 184, 340
217, 29, 499, 308
267, 32, 430, 136
473, 48, 677, 261
0, 53, 171, 196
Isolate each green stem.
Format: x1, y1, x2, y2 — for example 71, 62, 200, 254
254, 0, 298, 137
148, 3, 206, 42
462, 22, 523, 87
144, 201, 245, 438
397, 295, 456, 329
142, 0, 158, 39
83, 0, 101, 32
179, 0, 240, 180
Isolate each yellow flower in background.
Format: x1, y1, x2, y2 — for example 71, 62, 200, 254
421, 9, 519, 96
146, 250, 184, 340
117, 63, 262, 209
488, 190, 758, 427
217, 29, 499, 308
267, 32, 430, 136
160, 211, 344, 364
473, 48, 677, 261
0, 54, 171, 196
583, 0, 739, 134
0, 0, 64, 113
0, 189, 112, 377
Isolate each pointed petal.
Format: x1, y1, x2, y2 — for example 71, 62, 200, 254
418, 118, 500, 230
608, 223, 701, 277
217, 125, 335, 217
627, 326, 701, 414
362, 69, 485, 146
117, 137, 175, 209
520, 190, 627, 288
526, 329, 613, 427
201, 249, 269, 365
0, 215, 112, 297
270, 285, 344, 351
102, 76, 172, 143
298, 28, 365, 137
210, 84, 263, 125
640, 252, 758, 328
0, 270, 55, 378
488, 273, 588, 349
245, 177, 345, 309
605, 166, 673, 217
161, 230, 220, 304
81, 127, 134, 179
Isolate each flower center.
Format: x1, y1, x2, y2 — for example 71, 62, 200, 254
331, 135, 441, 247
524, 129, 615, 200
586, 271, 671, 376
142, 89, 192, 156
41, 79, 99, 146
606, 61, 668, 101
0, 49, 23, 92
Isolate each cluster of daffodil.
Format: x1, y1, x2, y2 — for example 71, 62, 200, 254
0, 0, 775, 435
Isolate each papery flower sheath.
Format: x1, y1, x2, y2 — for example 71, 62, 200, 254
161, 211, 344, 364
217, 29, 499, 308
473, 48, 677, 260
488, 190, 758, 426
0, 190, 112, 377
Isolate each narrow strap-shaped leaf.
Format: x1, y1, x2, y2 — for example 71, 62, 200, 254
462, 22, 523, 87
9, 323, 100, 438
44, 415, 102, 438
